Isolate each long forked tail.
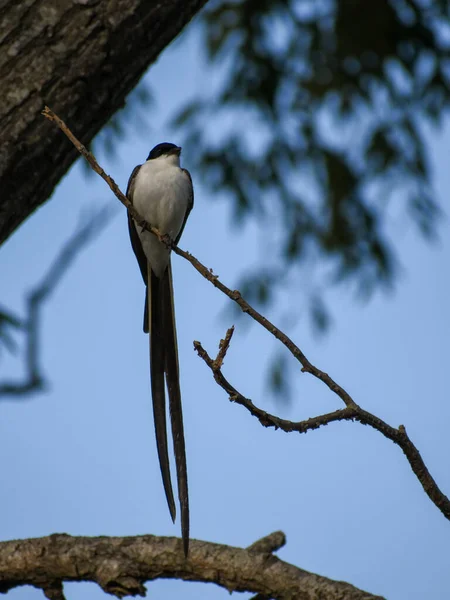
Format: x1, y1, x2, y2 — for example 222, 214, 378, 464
161, 260, 190, 556
148, 263, 176, 523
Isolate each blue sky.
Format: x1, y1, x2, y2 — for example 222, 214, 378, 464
1, 19, 449, 600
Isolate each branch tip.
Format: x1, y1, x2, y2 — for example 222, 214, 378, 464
247, 531, 286, 554
215, 326, 235, 368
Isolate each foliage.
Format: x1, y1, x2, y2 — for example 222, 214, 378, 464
93, 0, 450, 395
174, 0, 448, 302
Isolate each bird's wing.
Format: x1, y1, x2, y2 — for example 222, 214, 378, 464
175, 169, 194, 244
127, 165, 148, 285
149, 264, 177, 523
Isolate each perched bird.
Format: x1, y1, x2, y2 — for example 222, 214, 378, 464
126, 142, 194, 555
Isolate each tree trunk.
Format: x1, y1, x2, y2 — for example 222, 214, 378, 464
0, 0, 207, 245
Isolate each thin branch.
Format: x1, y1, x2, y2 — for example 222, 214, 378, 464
194, 331, 450, 520
0, 533, 383, 600
193, 332, 358, 432
0, 205, 116, 399
41, 107, 354, 407
42, 107, 166, 246
42, 107, 450, 523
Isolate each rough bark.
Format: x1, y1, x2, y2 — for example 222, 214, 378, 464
0, 533, 384, 599
0, 0, 207, 245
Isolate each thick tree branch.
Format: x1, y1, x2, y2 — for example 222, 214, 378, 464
0, 0, 208, 245
43, 109, 450, 523
0, 533, 383, 600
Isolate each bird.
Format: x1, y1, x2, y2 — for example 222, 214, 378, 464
126, 142, 194, 556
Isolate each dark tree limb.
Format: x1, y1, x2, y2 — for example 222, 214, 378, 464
0, 0, 208, 245
0, 205, 116, 399
0, 533, 383, 600
43, 108, 450, 523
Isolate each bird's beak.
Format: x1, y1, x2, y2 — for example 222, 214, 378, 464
170, 146, 182, 156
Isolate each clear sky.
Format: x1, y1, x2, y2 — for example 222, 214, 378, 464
1, 19, 449, 600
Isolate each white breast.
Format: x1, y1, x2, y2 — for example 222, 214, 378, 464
132, 156, 191, 278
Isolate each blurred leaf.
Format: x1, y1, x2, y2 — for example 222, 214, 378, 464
267, 351, 291, 402
171, 0, 448, 325
309, 295, 330, 335
408, 190, 441, 238
81, 0, 448, 335
83, 82, 154, 171
237, 270, 275, 307
172, 100, 204, 127
0, 308, 21, 358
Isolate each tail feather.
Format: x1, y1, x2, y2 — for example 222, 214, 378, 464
162, 261, 190, 556
143, 288, 149, 333
149, 264, 176, 522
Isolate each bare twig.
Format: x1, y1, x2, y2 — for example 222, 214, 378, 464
0, 532, 383, 600
42, 107, 166, 246
0, 205, 116, 399
193, 336, 359, 433
247, 531, 286, 554
42, 107, 450, 523
194, 333, 450, 520
214, 325, 234, 369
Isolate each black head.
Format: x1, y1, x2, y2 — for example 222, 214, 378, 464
147, 142, 181, 160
